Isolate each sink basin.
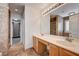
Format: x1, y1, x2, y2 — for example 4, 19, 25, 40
65, 37, 75, 42
57, 40, 75, 47
65, 37, 79, 44
38, 34, 79, 48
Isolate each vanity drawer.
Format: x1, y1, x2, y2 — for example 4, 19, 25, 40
49, 43, 59, 56
33, 36, 38, 52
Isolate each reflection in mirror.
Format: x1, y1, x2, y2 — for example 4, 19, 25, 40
50, 3, 79, 38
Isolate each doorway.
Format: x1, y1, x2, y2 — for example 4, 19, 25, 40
9, 3, 25, 46
12, 20, 21, 44
50, 16, 57, 35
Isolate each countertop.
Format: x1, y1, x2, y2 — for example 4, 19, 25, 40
33, 34, 79, 55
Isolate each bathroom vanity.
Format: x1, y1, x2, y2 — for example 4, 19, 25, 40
33, 34, 79, 56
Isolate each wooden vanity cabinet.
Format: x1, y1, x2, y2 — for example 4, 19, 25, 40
33, 36, 47, 55
33, 36, 38, 52
49, 43, 78, 56
49, 44, 59, 56
33, 36, 79, 56
59, 48, 78, 56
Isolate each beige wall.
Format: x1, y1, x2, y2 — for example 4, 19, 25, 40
25, 4, 50, 49
69, 13, 79, 38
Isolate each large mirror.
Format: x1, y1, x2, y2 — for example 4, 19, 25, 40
50, 3, 79, 38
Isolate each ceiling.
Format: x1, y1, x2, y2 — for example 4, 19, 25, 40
25, 3, 53, 11
50, 3, 79, 17
31, 3, 53, 10
9, 3, 52, 14
9, 3, 24, 14
9, 3, 52, 21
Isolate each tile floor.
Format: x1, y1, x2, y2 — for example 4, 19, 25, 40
7, 43, 38, 56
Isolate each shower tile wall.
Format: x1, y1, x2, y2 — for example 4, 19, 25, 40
0, 4, 9, 55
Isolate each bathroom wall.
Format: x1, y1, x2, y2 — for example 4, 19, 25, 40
69, 13, 79, 38
25, 4, 50, 49
20, 9, 25, 47
0, 4, 9, 55
40, 14, 50, 34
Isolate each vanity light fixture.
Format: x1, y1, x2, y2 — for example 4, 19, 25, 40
42, 3, 65, 16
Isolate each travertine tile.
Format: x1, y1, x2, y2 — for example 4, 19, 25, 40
7, 43, 38, 56
0, 5, 9, 55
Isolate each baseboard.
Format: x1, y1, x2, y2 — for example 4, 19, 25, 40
24, 44, 33, 50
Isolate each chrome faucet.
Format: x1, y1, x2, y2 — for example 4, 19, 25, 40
66, 36, 74, 42
40, 33, 44, 36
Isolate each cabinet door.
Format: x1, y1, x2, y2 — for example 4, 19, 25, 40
33, 36, 47, 55
33, 36, 38, 52
60, 48, 77, 56
38, 40, 47, 55
49, 44, 59, 56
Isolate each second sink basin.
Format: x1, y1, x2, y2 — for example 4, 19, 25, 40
57, 40, 75, 47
